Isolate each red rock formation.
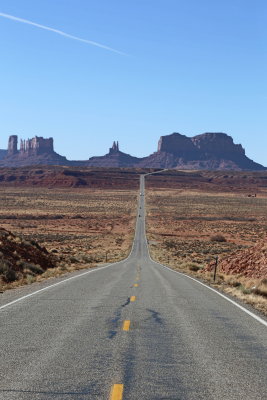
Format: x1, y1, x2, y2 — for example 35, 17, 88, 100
204, 240, 267, 279
0, 133, 265, 170
87, 142, 142, 167
141, 132, 265, 170
20, 136, 54, 156
191, 132, 245, 158
157, 132, 199, 156
0, 149, 7, 160
1, 135, 68, 167
109, 141, 119, 154
8, 135, 18, 156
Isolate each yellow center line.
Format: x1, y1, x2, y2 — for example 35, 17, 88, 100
122, 320, 131, 331
130, 296, 136, 302
134, 284, 138, 287
110, 384, 124, 400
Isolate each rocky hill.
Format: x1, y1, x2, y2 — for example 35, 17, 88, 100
0, 227, 58, 286
204, 240, 267, 279
0, 132, 265, 170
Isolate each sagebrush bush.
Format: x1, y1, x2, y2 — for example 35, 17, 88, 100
164, 240, 177, 250
69, 256, 79, 264
210, 234, 227, 242
0, 260, 17, 282
189, 263, 202, 272
17, 261, 44, 275
254, 279, 267, 297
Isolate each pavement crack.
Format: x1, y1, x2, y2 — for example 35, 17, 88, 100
107, 297, 131, 339
121, 297, 131, 308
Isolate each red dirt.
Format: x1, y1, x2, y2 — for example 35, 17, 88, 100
205, 240, 267, 278
0, 167, 267, 193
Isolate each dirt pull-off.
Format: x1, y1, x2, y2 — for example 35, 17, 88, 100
0, 228, 58, 286
205, 240, 267, 279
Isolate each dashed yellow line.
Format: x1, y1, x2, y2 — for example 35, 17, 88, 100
130, 296, 136, 302
110, 384, 123, 400
122, 320, 131, 331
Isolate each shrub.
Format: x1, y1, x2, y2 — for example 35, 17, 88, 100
164, 240, 177, 250
0, 261, 17, 282
210, 234, 227, 242
179, 261, 202, 271
254, 279, 267, 298
233, 281, 241, 287
81, 255, 93, 263
116, 237, 124, 246
69, 256, 79, 264
189, 263, 202, 272
240, 285, 251, 295
26, 274, 35, 284
19, 261, 44, 275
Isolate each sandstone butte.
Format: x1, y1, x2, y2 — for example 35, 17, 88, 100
0, 132, 266, 170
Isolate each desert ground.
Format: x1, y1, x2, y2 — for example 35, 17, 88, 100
146, 186, 267, 314
0, 187, 137, 290
1, 168, 267, 315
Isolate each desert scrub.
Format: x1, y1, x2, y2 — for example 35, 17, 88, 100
187, 262, 203, 272
26, 274, 36, 284
164, 240, 177, 250
210, 234, 227, 242
239, 285, 252, 295
17, 261, 44, 275
0, 260, 17, 282
254, 279, 267, 298
69, 256, 79, 264
0, 188, 136, 276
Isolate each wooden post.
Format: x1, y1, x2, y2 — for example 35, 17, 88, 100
213, 256, 218, 282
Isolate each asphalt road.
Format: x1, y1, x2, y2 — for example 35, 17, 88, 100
1, 174, 267, 400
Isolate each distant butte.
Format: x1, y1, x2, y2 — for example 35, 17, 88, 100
86, 141, 142, 168
0, 132, 265, 170
1, 135, 68, 167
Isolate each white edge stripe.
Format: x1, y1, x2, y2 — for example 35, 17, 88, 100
142, 173, 267, 329
0, 262, 114, 311
159, 263, 267, 328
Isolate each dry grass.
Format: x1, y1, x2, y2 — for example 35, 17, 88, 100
146, 188, 267, 315
0, 187, 137, 290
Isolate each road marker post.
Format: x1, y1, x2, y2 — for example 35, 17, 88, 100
213, 256, 218, 282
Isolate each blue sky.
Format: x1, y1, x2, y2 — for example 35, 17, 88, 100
0, 0, 266, 164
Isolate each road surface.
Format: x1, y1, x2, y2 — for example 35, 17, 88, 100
1, 174, 267, 399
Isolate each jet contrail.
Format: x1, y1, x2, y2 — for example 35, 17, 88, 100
0, 11, 126, 55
